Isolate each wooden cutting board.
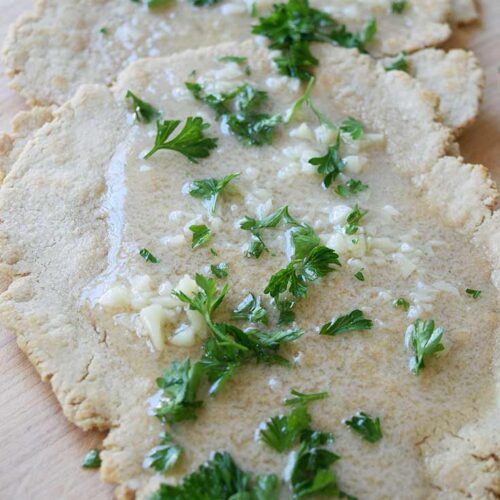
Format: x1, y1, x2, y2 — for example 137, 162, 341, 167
0, 1, 498, 499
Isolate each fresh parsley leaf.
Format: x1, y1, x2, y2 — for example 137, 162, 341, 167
210, 262, 229, 279
391, 0, 408, 14
246, 234, 267, 258
344, 412, 382, 443
260, 404, 311, 453
252, 0, 377, 80
393, 297, 410, 311
354, 270, 365, 281
405, 319, 445, 374
144, 117, 218, 162
210, 247, 218, 256
232, 293, 269, 324
334, 178, 369, 197
146, 0, 172, 7
144, 432, 183, 473
344, 205, 367, 235
154, 359, 204, 423
139, 248, 159, 263
82, 448, 101, 469
285, 389, 329, 406
186, 82, 281, 146
189, 173, 240, 214
126, 90, 160, 123
100, 27, 109, 35
385, 51, 409, 72
190, 224, 212, 249
190, 0, 219, 6
339, 117, 364, 140
264, 246, 341, 301
289, 441, 341, 498
149, 451, 279, 500
218, 55, 248, 64
276, 299, 296, 324
288, 223, 321, 260
466, 288, 481, 299
320, 309, 373, 336
309, 134, 345, 188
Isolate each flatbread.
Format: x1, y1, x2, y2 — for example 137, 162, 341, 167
0, 40, 498, 499
407, 48, 483, 133
450, 0, 479, 24
2, 0, 452, 106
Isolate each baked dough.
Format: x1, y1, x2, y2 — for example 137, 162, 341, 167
2, 0, 452, 106
0, 40, 498, 499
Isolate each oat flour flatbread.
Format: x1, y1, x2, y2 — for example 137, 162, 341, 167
0, 40, 498, 499
2, 0, 452, 106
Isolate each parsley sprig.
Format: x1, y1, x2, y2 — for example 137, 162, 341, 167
144, 432, 183, 473
252, 0, 377, 80
405, 319, 445, 374
149, 451, 279, 500
344, 412, 383, 443
320, 309, 373, 336
144, 117, 218, 162
188, 172, 240, 214
232, 293, 269, 324
186, 82, 282, 146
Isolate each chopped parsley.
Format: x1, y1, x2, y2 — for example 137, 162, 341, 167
146, 0, 172, 7
466, 288, 481, 299
173, 275, 303, 397
384, 51, 409, 72
186, 82, 282, 146
354, 270, 365, 281
405, 319, 445, 375
218, 55, 248, 64
139, 248, 159, 263
149, 452, 279, 500
344, 412, 383, 443
190, 0, 220, 6
99, 27, 109, 35
339, 117, 365, 140
125, 90, 160, 123
144, 117, 218, 162
252, 0, 377, 80
264, 245, 341, 301
153, 359, 205, 423
188, 173, 240, 214
393, 297, 410, 311
320, 309, 373, 336
285, 389, 329, 406
391, 0, 408, 14
335, 179, 369, 197
144, 432, 183, 473
189, 224, 212, 249
210, 262, 229, 279
82, 448, 102, 469
232, 293, 269, 324
344, 205, 368, 235
309, 135, 345, 188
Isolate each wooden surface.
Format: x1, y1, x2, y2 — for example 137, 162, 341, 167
0, 1, 498, 499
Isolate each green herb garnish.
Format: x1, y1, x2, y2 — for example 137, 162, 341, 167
285, 389, 329, 406
144, 432, 183, 473
466, 288, 481, 299
189, 224, 212, 249
186, 82, 281, 146
393, 297, 410, 311
334, 179, 369, 197
82, 449, 102, 469
144, 117, 218, 162
149, 452, 279, 500
126, 90, 160, 123
405, 319, 445, 374
218, 55, 248, 64
252, 0, 377, 80
210, 262, 229, 279
139, 248, 159, 263
320, 309, 372, 336
391, 0, 408, 14
384, 51, 409, 72
309, 135, 345, 188
339, 117, 364, 140
189, 173, 239, 214
344, 205, 367, 235
100, 27, 109, 35
344, 412, 383, 443
354, 270, 365, 281
232, 293, 269, 324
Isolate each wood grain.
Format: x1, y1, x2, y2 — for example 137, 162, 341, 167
0, 1, 498, 499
